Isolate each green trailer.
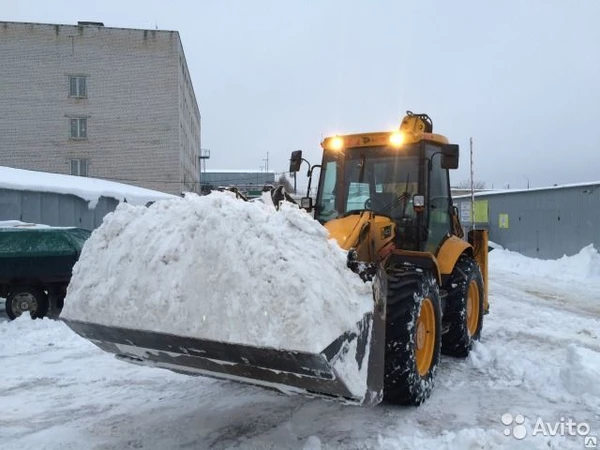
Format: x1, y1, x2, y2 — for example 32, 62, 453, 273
0, 226, 91, 320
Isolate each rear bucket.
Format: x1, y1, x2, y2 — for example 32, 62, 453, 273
63, 311, 385, 405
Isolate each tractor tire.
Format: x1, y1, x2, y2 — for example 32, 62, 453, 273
383, 268, 442, 405
442, 256, 484, 357
6, 286, 49, 320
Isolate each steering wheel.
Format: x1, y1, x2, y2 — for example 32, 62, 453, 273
364, 198, 372, 209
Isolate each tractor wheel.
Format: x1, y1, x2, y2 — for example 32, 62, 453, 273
442, 256, 484, 357
6, 286, 49, 320
383, 268, 441, 405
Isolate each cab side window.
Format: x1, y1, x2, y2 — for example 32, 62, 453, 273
316, 160, 339, 221
427, 146, 451, 252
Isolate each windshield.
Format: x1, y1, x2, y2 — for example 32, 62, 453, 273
315, 146, 421, 222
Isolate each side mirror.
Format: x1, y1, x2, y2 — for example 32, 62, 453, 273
300, 197, 313, 211
289, 150, 303, 173
441, 144, 459, 169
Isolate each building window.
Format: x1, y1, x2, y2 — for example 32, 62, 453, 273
70, 118, 87, 139
70, 159, 88, 177
69, 76, 87, 98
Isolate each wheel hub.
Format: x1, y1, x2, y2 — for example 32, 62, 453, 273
466, 280, 480, 337
415, 297, 436, 377
12, 293, 38, 317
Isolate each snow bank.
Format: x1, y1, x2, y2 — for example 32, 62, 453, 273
0, 166, 174, 209
489, 244, 600, 281
62, 192, 373, 354
560, 344, 600, 397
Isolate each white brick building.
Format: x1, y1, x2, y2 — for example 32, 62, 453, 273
0, 21, 201, 195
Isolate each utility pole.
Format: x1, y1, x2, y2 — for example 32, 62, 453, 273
198, 148, 211, 194
470, 137, 475, 232
262, 151, 270, 173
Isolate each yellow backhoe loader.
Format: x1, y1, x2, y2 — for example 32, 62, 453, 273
63, 111, 488, 406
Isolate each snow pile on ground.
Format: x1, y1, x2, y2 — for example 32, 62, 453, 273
62, 192, 373, 354
489, 244, 600, 280
560, 344, 600, 397
0, 166, 174, 209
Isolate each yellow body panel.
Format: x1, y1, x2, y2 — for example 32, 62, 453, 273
324, 213, 395, 262
436, 236, 472, 276
325, 214, 369, 251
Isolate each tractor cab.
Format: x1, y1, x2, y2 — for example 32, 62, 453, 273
291, 112, 460, 256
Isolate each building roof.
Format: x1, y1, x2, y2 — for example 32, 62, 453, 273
0, 20, 178, 34
454, 180, 600, 199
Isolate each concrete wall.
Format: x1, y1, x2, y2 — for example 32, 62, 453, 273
0, 21, 200, 195
455, 184, 600, 259
0, 188, 119, 230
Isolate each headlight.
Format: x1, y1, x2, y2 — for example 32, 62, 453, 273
389, 132, 404, 147
330, 136, 344, 150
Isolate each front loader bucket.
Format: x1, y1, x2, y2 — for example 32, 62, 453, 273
63, 311, 385, 405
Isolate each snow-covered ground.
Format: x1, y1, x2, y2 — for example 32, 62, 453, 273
1, 247, 599, 449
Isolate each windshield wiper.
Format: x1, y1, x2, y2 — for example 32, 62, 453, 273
401, 172, 410, 218
358, 154, 366, 183
378, 173, 411, 216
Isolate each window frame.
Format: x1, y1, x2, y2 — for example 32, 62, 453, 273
70, 118, 87, 140
69, 75, 87, 98
70, 159, 88, 177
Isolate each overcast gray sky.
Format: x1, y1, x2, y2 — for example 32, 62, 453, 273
4, 0, 600, 189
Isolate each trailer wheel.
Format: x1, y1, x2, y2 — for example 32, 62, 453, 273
383, 268, 441, 405
442, 256, 484, 357
6, 286, 49, 320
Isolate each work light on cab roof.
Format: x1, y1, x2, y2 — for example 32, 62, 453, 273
321, 111, 449, 151
388, 131, 404, 147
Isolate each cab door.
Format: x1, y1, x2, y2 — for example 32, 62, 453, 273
426, 145, 452, 253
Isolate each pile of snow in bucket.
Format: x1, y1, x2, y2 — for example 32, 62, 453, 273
62, 192, 373, 355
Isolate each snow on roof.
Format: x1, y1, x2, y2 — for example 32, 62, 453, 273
0, 220, 71, 229
0, 166, 175, 209
454, 180, 600, 200
204, 170, 276, 174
